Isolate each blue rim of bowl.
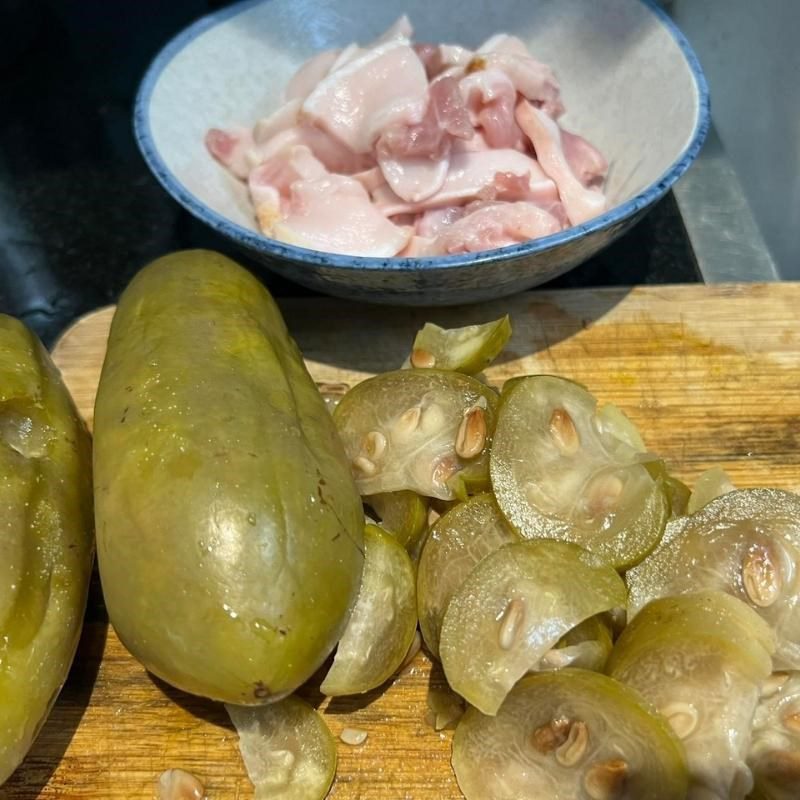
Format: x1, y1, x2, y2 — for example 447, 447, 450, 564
134, 0, 710, 272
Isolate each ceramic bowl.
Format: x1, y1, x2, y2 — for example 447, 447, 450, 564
134, 0, 709, 305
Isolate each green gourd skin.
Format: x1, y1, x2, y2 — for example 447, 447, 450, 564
0, 315, 94, 786
93, 251, 364, 704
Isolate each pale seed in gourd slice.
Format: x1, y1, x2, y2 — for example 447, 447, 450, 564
334, 369, 498, 501
749, 670, 800, 800
626, 489, 800, 669
439, 539, 627, 715
607, 591, 776, 800
402, 315, 512, 375
452, 668, 689, 800
490, 375, 669, 570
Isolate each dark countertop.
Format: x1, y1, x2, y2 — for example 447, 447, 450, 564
0, 0, 700, 347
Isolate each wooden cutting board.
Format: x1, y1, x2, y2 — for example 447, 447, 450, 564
4, 283, 800, 800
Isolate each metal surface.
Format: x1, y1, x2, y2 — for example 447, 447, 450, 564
669, 0, 800, 280
672, 126, 779, 284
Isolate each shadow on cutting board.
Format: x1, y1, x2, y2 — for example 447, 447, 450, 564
146, 643, 402, 725
148, 675, 235, 732
271, 189, 700, 376
279, 285, 632, 378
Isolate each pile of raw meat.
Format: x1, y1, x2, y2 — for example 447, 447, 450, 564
205, 16, 608, 258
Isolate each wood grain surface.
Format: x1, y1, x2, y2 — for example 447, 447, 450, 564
4, 283, 800, 799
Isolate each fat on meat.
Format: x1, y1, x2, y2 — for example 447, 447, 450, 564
373, 149, 560, 216
302, 41, 429, 154
459, 68, 528, 151
274, 173, 412, 257
429, 201, 562, 254
376, 76, 473, 202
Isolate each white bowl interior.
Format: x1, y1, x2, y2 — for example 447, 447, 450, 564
146, 0, 701, 235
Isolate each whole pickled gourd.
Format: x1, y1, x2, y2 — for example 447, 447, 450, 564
93, 251, 364, 704
0, 316, 93, 785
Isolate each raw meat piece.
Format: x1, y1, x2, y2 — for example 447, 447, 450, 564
459, 68, 527, 150
477, 33, 531, 57
451, 129, 492, 153
274, 174, 412, 257
470, 52, 564, 118
328, 43, 363, 72
255, 125, 374, 175
284, 50, 342, 102
302, 41, 429, 153
376, 76, 473, 202
204, 17, 609, 256
561, 129, 608, 187
415, 206, 467, 237
205, 127, 255, 179
369, 14, 413, 46
253, 99, 301, 145
247, 145, 328, 233
429, 201, 562, 254
398, 235, 436, 256
352, 166, 386, 193
373, 149, 560, 216
377, 154, 451, 204
516, 99, 607, 224
377, 76, 472, 161
415, 43, 474, 79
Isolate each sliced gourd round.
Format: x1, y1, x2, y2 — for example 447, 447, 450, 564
320, 524, 416, 696
686, 466, 736, 514
490, 376, 669, 570
749, 671, 800, 800
366, 490, 428, 554
226, 695, 336, 800
626, 489, 800, 668
426, 684, 467, 732
607, 591, 775, 800
334, 369, 498, 501
594, 402, 647, 453
664, 475, 690, 518
452, 668, 688, 800
538, 614, 614, 673
609, 591, 775, 683
439, 539, 627, 715
403, 315, 512, 375
417, 493, 520, 658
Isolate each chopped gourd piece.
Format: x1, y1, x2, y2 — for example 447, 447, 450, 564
403, 315, 512, 375
491, 376, 668, 570
608, 591, 776, 800
321, 524, 417, 696
749, 671, 800, 800
440, 539, 626, 714
687, 466, 736, 514
367, 490, 429, 554
537, 615, 614, 673
417, 493, 519, 658
335, 369, 498, 500
227, 696, 336, 800
626, 489, 800, 669
452, 669, 688, 800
